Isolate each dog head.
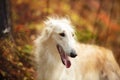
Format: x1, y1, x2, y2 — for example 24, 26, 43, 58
44, 17, 77, 68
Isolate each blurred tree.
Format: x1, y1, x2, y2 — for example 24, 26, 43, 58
0, 0, 12, 38
0, 0, 119, 80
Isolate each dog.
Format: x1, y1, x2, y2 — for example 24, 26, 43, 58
34, 17, 120, 80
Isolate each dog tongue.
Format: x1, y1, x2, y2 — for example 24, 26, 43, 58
57, 45, 71, 68
62, 57, 71, 68
61, 51, 71, 68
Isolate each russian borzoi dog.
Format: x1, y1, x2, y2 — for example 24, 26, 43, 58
34, 17, 120, 80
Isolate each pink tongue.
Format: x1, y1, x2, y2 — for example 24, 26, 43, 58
61, 52, 71, 68
62, 58, 71, 68
57, 45, 71, 68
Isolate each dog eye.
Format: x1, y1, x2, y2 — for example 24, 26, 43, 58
72, 33, 74, 37
59, 33, 65, 37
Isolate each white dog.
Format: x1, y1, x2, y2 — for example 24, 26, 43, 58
34, 17, 120, 80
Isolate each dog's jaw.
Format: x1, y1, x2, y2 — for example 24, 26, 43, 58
57, 44, 71, 68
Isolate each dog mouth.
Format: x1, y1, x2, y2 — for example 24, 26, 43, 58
57, 44, 71, 68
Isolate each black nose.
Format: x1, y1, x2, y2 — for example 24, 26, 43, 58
70, 50, 77, 58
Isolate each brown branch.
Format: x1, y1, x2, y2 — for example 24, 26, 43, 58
46, 0, 50, 16
106, 0, 115, 42
92, 0, 103, 43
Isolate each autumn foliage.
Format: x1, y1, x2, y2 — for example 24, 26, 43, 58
0, 0, 120, 80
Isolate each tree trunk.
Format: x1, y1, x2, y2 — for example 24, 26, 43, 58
0, 0, 11, 38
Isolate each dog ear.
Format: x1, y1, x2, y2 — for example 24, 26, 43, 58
45, 27, 53, 38
40, 27, 53, 42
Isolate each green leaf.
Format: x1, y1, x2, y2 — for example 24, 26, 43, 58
22, 45, 33, 54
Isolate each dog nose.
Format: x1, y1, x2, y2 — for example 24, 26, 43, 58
70, 50, 77, 58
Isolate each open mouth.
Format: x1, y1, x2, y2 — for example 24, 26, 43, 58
57, 44, 71, 68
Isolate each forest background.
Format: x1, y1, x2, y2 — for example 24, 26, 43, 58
0, 0, 120, 80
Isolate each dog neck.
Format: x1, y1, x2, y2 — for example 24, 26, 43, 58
37, 37, 65, 80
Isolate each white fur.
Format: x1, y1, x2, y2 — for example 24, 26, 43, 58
34, 17, 120, 80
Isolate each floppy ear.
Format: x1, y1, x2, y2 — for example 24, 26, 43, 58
40, 27, 53, 42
